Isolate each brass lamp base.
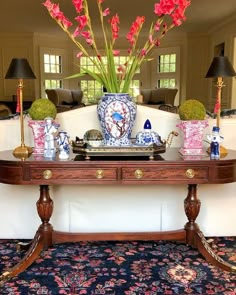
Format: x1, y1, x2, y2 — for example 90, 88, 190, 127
13, 145, 33, 159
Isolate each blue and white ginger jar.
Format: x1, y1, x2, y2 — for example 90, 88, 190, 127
97, 93, 137, 146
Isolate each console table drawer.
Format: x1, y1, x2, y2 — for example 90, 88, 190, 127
29, 168, 117, 181
122, 167, 208, 181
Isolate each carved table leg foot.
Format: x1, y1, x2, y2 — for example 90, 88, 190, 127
0, 185, 54, 285
195, 230, 236, 273
184, 184, 236, 272
0, 231, 44, 285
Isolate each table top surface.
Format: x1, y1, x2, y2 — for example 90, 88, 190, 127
0, 148, 236, 164
0, 148, 236, 185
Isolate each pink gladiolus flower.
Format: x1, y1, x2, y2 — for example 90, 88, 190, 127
141, 49, 147, 56
50, 4, 61, 18
113, 50, 120, 56
126, 33, 135, 45
43, 0, 191, 93
126, 16, 145, 45
43, 0, 53, 9
154, 0, 190, 18
72, 0, 83, 14
149, 35, 154, 44
109, 14, 120, 40
154, 2, 174, 16
103, 8, 110, 16
117, 65, 126, 73
44, 1, 73, 29
86, 38, 93, 45
171, 7, 187, 26
76, 52, 83, 59
155, 39, 161, 47
154, 22, 160, 32
80, 30, 93, 45
73, 27, 80, 37
75, 15, 88, 30
62, 18, 73, 29
81, 31, 91, 39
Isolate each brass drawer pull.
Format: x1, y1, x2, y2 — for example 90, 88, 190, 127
185, 169, 195, 178
96, 169, 104, 179
135, 169, 144, 179
43, 170, 52, 179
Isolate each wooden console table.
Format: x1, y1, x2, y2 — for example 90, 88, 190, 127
0, 148, 236, 283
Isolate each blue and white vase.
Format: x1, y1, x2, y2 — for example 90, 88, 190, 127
97, 93, 137, 146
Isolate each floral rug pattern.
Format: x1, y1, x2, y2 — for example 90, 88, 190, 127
0, 237, 235, 294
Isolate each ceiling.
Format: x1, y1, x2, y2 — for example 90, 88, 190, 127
1, 0, 236, 35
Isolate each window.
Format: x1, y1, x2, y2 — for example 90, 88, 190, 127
157, 53, 177, 88
45, 79, 62, 89
44, 54, 62, 74
40, 48, 68, 97
151, 47, 180, 105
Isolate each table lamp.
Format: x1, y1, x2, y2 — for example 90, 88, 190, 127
205, 56, 236, 128
5, 58, 36, 158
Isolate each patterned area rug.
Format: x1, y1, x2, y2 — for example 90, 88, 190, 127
0, 237, 235, 294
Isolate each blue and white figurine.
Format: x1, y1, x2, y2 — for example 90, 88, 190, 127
207, 126, 223, 160
135, 119, 162, 146
43, 117, 60, 158
57, 131, 70, 160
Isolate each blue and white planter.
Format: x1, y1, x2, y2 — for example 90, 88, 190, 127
97, 93, 137, 146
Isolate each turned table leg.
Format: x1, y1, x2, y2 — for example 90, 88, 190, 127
36, 184, 54, 249
184, 184, 201, 246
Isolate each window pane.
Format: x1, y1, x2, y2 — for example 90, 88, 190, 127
43, 54, 62, 74
81, 80, 103, 104
157, 79, 176, 88
158, 53, 176, 73
45, 79, 62, 89
170, 64, 176, 72
130, 80, 140, 97
44, 54, 49, 63
170, 54, 176, 63
44, 64, 50, 73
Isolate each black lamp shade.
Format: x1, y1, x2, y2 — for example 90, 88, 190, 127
205, 56, 236, 78
5, 58, 36, 79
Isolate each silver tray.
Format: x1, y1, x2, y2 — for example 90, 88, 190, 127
72, 141, 166, 160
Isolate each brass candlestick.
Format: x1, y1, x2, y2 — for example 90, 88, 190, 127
205, 56, 236, 130
5, 58, 36, 158
205, 56, 236, 155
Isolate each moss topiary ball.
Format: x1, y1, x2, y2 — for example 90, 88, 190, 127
28, 98, 57, 120
179, 99, 206, 120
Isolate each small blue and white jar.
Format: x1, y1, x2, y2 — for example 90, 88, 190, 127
135, 119, 162, 146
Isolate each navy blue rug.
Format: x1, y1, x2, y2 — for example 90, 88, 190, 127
0, 237, 235, 294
